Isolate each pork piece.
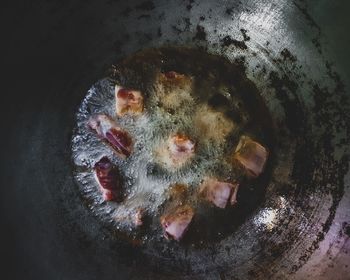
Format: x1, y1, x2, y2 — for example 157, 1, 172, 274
229, 182, 239, 206
94, 157, 121, 201
234, 136, 268, 177
133, 208, 144, 227
115, 86, 144, 116
167, 134, 195, 166
88, 114, 133, 158
160, 205, 194, 241
155, 134, 195, 169
199, 178, 239, 208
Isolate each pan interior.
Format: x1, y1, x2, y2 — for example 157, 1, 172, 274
71, 47, 276, 246
69, 44, 349, 277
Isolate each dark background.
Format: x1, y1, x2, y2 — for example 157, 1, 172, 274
1, 0, 349, 279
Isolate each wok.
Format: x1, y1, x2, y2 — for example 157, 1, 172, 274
2, 0, 350, 279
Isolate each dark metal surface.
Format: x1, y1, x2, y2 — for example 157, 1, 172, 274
2, 0, 350, 279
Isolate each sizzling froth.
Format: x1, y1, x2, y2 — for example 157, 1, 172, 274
71, 48, 273, 244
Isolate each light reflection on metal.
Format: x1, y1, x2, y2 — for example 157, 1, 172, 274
255, 208, 278, 230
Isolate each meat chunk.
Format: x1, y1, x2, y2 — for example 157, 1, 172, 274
88, 114, 133, 158
234, 136, 268, 177
168, 134, 195, 165
160, 205, 194, 241
94, 157, 121, 201
199, 177, 239, 208
229, 182, 239, 206
115, 86, 144, 116
155, 134, 195, 169
133, 208, 144, 227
